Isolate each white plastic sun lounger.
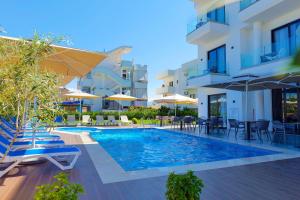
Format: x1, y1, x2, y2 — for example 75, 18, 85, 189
107, 116, 118, 126
67, 115, 76, 125
0, 143, 81, 178
95, 115, 105, 126
120, 115, 133, 126
82, 115, 92, 125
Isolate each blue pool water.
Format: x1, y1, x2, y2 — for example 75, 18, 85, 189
88, 128, 280, 171
56, 127, 99, 133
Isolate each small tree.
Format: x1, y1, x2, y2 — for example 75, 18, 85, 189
0, 33, 64, 157
34, 172, 84, 200
166, 171, 204, 200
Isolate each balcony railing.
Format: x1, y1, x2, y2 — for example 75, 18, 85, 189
241, 37, 300, 68
187, 13, 228, 35
187, 62, 228, 80
240, 0, 259, 11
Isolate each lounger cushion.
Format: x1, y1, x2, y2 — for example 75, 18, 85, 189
13, 140, 65, 146
17, 134, 60, 139
9, 146, 80, 156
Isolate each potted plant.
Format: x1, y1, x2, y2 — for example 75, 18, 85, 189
166, 170, 204, 200
34, 172, 84, 200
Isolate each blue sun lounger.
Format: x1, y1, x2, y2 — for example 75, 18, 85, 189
0, 117, 47, 133
0, 126, 61, 141
0, 143, 81, 178
0, 134, 64, 150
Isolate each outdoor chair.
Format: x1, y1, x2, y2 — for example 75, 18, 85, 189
183, 116, 195, 132
171, 116, 181, 129
198, 118, 207, 134
272, 121, 286, 144
256, 120, 271, 142
120, 115, 133, 126
227, 119, 245, 139
208, 117, 225, 134
54, 116, 63, 124
95, 115, 105, 126
82, 115, 92, 125
67, 115, 76, 125
0, 142, 81, 178
107, 116, 118, 126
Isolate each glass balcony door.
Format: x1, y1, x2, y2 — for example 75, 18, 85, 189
208, 45, 226, 74
207, 6, 225, 24
271, 19, 300, 59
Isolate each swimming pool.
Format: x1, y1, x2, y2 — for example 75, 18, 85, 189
88, 128, 280, 171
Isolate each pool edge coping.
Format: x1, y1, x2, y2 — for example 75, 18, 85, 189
53, 128, 300, 184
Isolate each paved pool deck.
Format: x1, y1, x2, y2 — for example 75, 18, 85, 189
1, 131, 300, 200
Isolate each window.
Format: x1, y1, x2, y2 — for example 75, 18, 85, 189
207, 6, 225, 24
169, 81, 174, 87
208, 45, 226, 74
82, 87, 91, 94
272, 19, 300, 58
122, 70, 128, 80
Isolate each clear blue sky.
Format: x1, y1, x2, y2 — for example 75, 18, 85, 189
0, 0, 196, 99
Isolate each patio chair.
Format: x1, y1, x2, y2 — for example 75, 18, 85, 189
198, 118, 207, 134
67, 115, 76, 125
256, 120, 271, 142
227, 119, 245, 139
183, 116, 195, 132
0, 143, 81, 178
171, 116, 181, 129
208, 117, 221, 134
0, 133, 64, 150
272, 121, 286, 144
120, 115, 133, 126
82, 115, 92, 125
95, 115, 105, 126
107, 116, 118, 126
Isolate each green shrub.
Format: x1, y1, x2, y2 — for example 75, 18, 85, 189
34, 172, 84, 200
131, 118, 138, 124
61, 106, 198, 121
166, 171, 204, 200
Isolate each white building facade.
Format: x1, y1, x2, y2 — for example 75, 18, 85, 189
186, 0, 300, 124
78, 46, 148, 111
156, 61, 198, 99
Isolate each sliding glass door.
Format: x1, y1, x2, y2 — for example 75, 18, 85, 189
272, 19, 300, 58
207, 6, 225, 24
208, 45, 226, 74
208, 94, 227, 124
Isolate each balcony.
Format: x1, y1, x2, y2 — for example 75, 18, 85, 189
240, 0, 300, 23
156, 86, 175, 95
156, 70, 175, 80
186, 14, 229, 45
240, 0, 259, 11
241, 36, 300, 74
187, 62, 229, 87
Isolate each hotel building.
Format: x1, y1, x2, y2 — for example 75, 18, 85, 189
78, 46, 148, 111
